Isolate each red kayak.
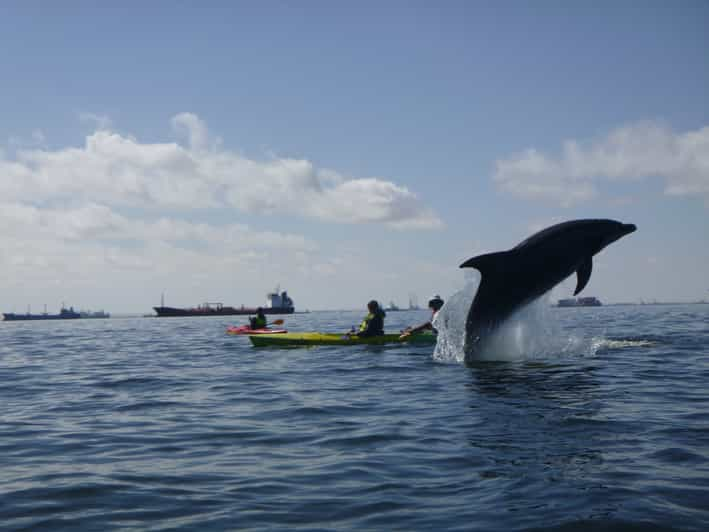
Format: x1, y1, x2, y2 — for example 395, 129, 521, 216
226, 325, 288, 335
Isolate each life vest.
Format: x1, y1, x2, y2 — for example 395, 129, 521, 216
251, 315, 267, 329
359, 313, 375, 332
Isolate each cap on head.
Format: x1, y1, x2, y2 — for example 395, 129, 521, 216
428, 295, 444, 311
368, 300, 379, 311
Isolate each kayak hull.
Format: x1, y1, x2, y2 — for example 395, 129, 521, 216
226, 326, 288, 335
249, 331, 436, 347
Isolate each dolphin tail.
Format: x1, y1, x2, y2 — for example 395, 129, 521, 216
460, 251, 515, 305
459, 251, 512, 274
459, 250, 515, 325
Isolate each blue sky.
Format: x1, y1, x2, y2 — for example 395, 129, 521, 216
1, 1, 707, 313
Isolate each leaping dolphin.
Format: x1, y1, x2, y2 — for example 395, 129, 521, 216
459, 219, 636, 361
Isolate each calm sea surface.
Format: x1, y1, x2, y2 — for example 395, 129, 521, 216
1, 305, 708, 531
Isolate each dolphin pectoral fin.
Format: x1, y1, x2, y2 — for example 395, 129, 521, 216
574, 257, 593, 295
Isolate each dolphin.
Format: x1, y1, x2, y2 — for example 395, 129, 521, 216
459, 219, 636, 360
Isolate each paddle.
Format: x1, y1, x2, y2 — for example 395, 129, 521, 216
271, 319, 284, 325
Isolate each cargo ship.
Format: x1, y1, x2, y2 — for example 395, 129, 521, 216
3, 306, 82, 321
557, 296, 602, 307
2, 305, 111, 321
153, 289, 295, 317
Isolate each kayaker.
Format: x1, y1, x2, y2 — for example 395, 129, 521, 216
351, 300, 386, 337
400, 295, 444, 339
249, 307, 268, 329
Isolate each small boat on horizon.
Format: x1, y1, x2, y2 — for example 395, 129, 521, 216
557, 296, 602, 307
385, 300, 401, 312
79, 310, 111, 319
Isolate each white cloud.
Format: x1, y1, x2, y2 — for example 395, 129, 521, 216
494, 122, 709, 206
171, 112, 210, 150
0, 201, 316, 252
0, 113, 446, 311
312, 178, 444, 229
0, 199, 321, 308
0, 113, 442, 228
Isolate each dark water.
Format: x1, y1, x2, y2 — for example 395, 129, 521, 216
1, 305, 708, 531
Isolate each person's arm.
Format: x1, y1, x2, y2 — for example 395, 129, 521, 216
354, 319, 372, 337
347, 318, 365, 337
400, 321, 432, 339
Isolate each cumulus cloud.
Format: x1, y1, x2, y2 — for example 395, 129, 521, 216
171, 112, 210, 150
0, 114, 445, 310
312, 178, 443, 228
494, 122, 709, 206
0, 113, 442, 229
0, 201, 316, 252
0, 198, 320, 306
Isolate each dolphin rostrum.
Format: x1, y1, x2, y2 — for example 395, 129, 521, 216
459, 219, 636, 360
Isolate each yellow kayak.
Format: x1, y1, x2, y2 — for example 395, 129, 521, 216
249, 331, 436, 347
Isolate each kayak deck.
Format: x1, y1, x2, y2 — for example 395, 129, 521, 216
249, 331, 436, 347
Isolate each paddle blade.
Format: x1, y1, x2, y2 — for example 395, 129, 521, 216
272, 319, 284, 325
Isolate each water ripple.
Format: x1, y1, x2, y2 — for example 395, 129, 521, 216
1, 307, 708, 530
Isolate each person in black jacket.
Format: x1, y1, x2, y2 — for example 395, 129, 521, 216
352, 300, 386, 337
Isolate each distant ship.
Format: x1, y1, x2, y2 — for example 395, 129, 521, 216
80, 310, 110, 319
385, 294, 421, 312
385, 301, 401, 312
3, 306, 82, 321
557, 296, 602, 307
153, 289, 295, 317
408, 294, 420, 311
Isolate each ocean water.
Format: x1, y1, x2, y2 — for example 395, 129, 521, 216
1, 304, 708, 531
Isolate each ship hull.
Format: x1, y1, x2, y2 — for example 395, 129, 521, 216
3, 312, 82, 321
153, 306, 295, 317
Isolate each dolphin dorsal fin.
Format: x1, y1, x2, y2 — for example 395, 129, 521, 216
574, 257, 593, 295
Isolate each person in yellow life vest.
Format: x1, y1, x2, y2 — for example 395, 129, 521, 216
351, 300, 386, 337
249, 307, 267, 329
400, 295, 444, 339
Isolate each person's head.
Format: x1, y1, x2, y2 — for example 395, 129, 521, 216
428, 295, 444, 312
367, 300, 380, 313
257, 307, 264, 316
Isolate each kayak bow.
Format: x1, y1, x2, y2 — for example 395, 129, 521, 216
226, 325, 288, 335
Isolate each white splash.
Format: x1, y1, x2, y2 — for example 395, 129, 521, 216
432, 275, 478, 363
591, 338, 656, 350
433, 274, 595, 363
